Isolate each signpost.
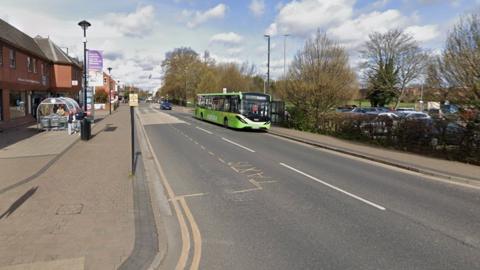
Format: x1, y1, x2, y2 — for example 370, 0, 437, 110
129, 93, 138, 174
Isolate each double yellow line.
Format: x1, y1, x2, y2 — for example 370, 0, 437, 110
137, 113, 202, 270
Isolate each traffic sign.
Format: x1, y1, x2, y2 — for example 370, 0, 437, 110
129, 94, 138, 107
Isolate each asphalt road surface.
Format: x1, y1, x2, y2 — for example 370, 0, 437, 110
139, 104, 480, 270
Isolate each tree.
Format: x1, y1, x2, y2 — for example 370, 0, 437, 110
441, 13, 480, 106
160, 47, 264, 104
361, 29, 428, 108
160, 47, 202, 104
286, 31, 357, 128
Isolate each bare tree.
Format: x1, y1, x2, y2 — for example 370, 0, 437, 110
442, 13, 480, 104
286, 31, 357, 127
361, 29, 428, 108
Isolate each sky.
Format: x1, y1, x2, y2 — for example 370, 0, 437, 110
1, 0, 479, 92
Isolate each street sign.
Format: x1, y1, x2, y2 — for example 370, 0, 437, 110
129, 94, 139, 107
87, 50, 104, 87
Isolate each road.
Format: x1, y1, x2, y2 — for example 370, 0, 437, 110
138, 104, 480, 270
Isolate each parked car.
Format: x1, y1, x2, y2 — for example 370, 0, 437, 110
160, 101, 172, 110
405, 112, 431, 120
396, 107, 415, 112
377, 112, 399, 119
350, 107, 389, 114
395, 110, 417, 118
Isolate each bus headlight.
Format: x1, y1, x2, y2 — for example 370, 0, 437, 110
236, 115, 248, 124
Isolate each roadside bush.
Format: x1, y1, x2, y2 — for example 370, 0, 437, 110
94, 91, 108, 103
285, 111, 480, 164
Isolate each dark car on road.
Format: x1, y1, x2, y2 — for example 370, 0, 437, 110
160, 101, 172, 110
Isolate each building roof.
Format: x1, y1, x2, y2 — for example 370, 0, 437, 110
0, 18, 47, 60
34, 36, 82, 68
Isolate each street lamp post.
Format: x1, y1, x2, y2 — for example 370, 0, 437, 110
107, 67, 112, 115
283, 34, 290, 80
78, 20, 91, 112
283, 34, 290, 97
264, 34, 271, 94
117, 80, 121, 103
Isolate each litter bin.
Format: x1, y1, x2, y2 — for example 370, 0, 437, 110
80, 118, 91, 141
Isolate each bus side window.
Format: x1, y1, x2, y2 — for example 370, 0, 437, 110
231, 96, 238, 113
224, 96, 231, 112
217, 97, 224, 111
206, 96, 211, 109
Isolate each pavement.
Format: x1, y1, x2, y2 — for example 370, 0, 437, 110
140, 104, 480, 269
0, 106, 161, 270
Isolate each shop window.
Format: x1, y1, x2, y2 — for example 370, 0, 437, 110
27, 57, 33, 72
0, 89, 3, 121
9, 49, 15, 68
9, 91, 27, 119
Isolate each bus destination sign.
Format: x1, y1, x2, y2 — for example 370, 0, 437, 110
244, 94, 267, 101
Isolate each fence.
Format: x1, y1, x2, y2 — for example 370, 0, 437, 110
284, 110, 480, 164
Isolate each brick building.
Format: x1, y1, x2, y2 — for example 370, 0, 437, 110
0, 18, 82, 129
95, 72, 117, 102
34, 36, 82, 98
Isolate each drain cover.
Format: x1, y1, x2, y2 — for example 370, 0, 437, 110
56, 204, 83, 215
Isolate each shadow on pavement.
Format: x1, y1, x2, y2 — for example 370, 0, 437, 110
0, 186, 38, 219
0, 124, 42, 150
132, 151, 142, 175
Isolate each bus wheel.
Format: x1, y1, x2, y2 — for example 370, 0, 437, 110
223, 117, 228, 128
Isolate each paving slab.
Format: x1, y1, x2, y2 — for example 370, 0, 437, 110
0, 106, 136, 270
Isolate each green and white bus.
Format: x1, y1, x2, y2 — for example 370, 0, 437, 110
194, 92, 271, 130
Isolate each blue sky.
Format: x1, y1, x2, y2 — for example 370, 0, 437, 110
1, 0, 479, 91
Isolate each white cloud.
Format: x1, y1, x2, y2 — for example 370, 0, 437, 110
226, 47, 244, 54
105, 5, 156, 38
328, 9, 410, 48
268, 0, 355, 36
249, 0, 265, 17
185, 3, 227, 28
210, 53, 243, 64
405, 24, 440, 42
210, 32, 243, 45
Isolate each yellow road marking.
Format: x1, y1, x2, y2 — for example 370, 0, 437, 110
179, 197, 202, 270
137, 114, 201, 270
169, 193, 207, 201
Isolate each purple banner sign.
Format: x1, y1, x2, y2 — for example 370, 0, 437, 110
87, 50, 103, 72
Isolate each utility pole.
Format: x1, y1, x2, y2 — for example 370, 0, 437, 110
107, 67, 112, 115
283, 34, 289, 80
264, 34, 271, 94
283, 34, 290, 97
420, 84, 424, 111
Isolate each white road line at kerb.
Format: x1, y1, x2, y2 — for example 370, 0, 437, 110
279, 163, 386, 211
221, 138, 256, 153
196, 126, 213, 134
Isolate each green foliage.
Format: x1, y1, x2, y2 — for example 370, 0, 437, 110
94, 91, 108, 103
367, 60, 398, 106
